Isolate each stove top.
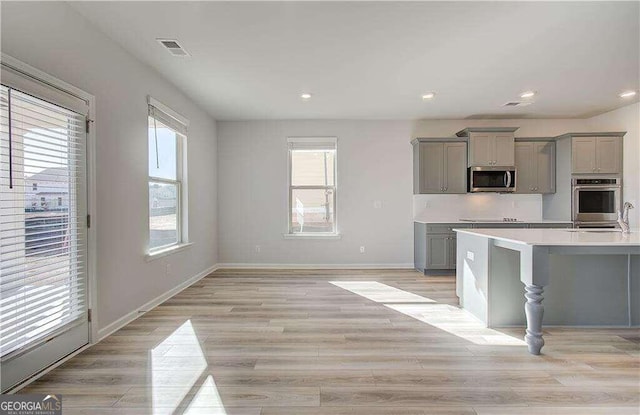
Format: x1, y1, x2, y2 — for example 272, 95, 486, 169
459, 218, 524, 223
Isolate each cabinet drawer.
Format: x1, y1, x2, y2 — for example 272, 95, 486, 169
426, 224, 472, 234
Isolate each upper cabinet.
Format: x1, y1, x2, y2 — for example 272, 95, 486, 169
456, 128, 517, 167
413, 140, 467, 194
570, 135, 623, 174
515, 140, 555, 194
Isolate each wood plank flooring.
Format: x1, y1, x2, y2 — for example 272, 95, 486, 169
20, 269, 640, 414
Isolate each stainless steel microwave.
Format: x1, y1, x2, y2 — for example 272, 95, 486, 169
469, 167, 516, 193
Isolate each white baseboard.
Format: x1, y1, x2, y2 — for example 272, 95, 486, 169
98, 262, 412, 340
6, 342, 93, 394
97, 264, 219, 341
215, 263, 415, 270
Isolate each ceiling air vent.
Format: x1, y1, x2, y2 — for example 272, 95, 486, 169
157, 39, 190, 57
502, 101, 531, 107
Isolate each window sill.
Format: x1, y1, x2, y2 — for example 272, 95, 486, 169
145, 242, 193, 262
282, 233, 342, 240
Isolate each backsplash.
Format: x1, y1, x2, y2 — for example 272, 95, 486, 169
413, 193, 543, 222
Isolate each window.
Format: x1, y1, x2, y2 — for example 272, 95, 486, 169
147, 97, 189, 252
287, 137, 337, 235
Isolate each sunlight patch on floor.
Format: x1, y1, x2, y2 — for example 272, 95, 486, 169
183, 375, 227, 415
330, 281, 435, 303
387, 303, 526, 346
330, 281, 524, 346
150, 320, 208, 414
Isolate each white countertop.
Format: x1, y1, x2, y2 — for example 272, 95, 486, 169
454, 228, 640, 247
414, 219, 572, 224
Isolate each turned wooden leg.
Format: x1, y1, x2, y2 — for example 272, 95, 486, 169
524, 284, 545, 355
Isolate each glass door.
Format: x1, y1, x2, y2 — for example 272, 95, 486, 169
0, 84, 89, 392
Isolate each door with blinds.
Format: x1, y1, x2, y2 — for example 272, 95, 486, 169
0, 61, 90, 392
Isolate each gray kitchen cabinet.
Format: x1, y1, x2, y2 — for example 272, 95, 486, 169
468, 133, 493, 166
535, 142, 555, 193
415, 221, 573, 273
515, 141, 555, 193
571, 136, 622, 174
595, 137, 622, 173
415, 223, 472, 272
457, 128, 518, 167
418, 142, 444, 193
426, 234, 450, 270
515, 142, 536, 193
443, 143, 467, 193
571, 137, 596, 174
412, 140, 467, 194
494, 133, 516, 166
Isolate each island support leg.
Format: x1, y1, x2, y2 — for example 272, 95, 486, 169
520, 246, 550, 355
524, 284, 544, 355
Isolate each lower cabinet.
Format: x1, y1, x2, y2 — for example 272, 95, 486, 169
426, 234, 454, 270
414, 223, 471, 272
414, 221, 573, 272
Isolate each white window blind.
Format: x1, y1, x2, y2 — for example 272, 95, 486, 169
148, 97, 188, 137
0, 84, 88, 358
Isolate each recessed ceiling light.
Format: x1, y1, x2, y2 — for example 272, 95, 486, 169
619, 90, 637, 98
300, 93, 312, 100
520, 91, 536, 99
422, 92, 435, 100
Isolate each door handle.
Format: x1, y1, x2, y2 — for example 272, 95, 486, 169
506, 171, 512, 188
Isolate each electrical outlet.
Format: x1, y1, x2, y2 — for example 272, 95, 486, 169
255, 245, 261, 253
425, 202, 429, 208
165, 263, 171, 276
359, 246, 365, 254
466, 251, 475, 261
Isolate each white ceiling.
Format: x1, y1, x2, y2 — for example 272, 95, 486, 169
70, 1, 639, 121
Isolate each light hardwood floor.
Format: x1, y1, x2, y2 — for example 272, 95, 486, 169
21, 269, 640, 414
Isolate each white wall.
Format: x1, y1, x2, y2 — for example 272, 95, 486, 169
217, 118, 595, 266
1, 2, 218, 332
587, 102, 640, 227
413, 194, 544, 222
217, 120, 415, 266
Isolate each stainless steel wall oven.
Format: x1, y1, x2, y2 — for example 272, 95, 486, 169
572, 177, 621, 227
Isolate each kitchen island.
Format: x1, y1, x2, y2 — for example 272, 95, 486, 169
455, 228, 640, 355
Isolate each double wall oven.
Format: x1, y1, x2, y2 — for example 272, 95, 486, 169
572, 177, 621, 228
